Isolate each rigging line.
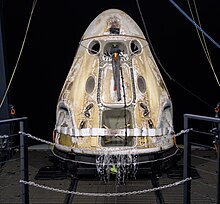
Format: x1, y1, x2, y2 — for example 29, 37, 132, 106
135, 0, 172, 81
120, 64, 128, 146
187, 0, 220, 87
135, 0, 214, 109
173, 80, 213, 109
187, 0, 211, 62
190, 0, 212, 62
169, 0, 220, 49
0, 0, 38, 109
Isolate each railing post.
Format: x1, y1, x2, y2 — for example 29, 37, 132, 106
19, 120, 29, 204
183, 115, 191, 204
216, 122, 220, 204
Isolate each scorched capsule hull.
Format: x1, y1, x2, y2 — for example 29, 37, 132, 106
51, 9, 181, 169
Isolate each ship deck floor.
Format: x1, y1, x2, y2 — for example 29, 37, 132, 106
0, 144, 218, 204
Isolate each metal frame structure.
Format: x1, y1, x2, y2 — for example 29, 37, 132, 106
183, 114, 220, 204
0, 117, 28, 204
0, 1, 10, 135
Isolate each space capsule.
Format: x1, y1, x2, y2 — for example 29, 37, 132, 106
51, 9, 180, 172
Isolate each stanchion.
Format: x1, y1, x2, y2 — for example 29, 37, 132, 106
216, 122, 220, 204
183, 113, 220, 204
183, 116, 191, 204
19, 120, 29, 204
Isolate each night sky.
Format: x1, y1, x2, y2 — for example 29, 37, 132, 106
1, 0, 220, 145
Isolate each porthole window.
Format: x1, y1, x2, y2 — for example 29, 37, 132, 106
86, 76, 95, 94
130, 40, 141, 54
88, 40, 100, 55
57, 105, 69, 126
137, 75, 146, 93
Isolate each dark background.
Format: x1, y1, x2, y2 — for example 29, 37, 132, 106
1, 0, 220, 145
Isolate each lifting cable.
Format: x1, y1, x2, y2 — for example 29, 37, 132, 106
120, 59, 128, 146
169, 0, 220, 49
186, 0, 220, 87
0, 0, 38, 110
135, 0, 214, 109
169, 0, 220, 87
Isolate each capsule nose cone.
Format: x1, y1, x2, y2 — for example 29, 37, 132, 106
82, 9, 145, 40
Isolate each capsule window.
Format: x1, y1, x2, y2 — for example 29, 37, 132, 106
101, 109, 133, 147
88, 40, 100, 55
130, 40, 141, 54
86, 76, 95, 94
104, 42, 127, 56
57, 106, 69, 126
137, 75, 146, 93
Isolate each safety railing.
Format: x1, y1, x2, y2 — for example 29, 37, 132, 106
0, 117, 28, 204
183, 114, 220, 204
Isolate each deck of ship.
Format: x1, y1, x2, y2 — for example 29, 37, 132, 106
0, 143, 218, 204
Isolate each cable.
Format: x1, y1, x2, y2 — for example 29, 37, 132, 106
169, 0, 220, 49
0, 0, 38, 110
135, 0, 214, 109
119, 63, 128, 146
187, 0, 220, 87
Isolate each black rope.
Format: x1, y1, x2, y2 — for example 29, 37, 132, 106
120, 65, 128, 146
135, 0, 214, 109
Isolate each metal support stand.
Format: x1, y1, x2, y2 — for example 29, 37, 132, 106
216, 122, 220, 204
64, 175, 79, 204
183, 116, 191, 204
0, 0, 10, 135
151, 173, 165, 204
183, 114, 220, 204
19, 120, 29, 204
0, 118, 28, 203
151, 164, 165, 204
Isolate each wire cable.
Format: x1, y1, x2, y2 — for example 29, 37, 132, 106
0, 0, 38, 109
135, 0, 214, 109
187, 0, 220, 87
169, 0, 220, 49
